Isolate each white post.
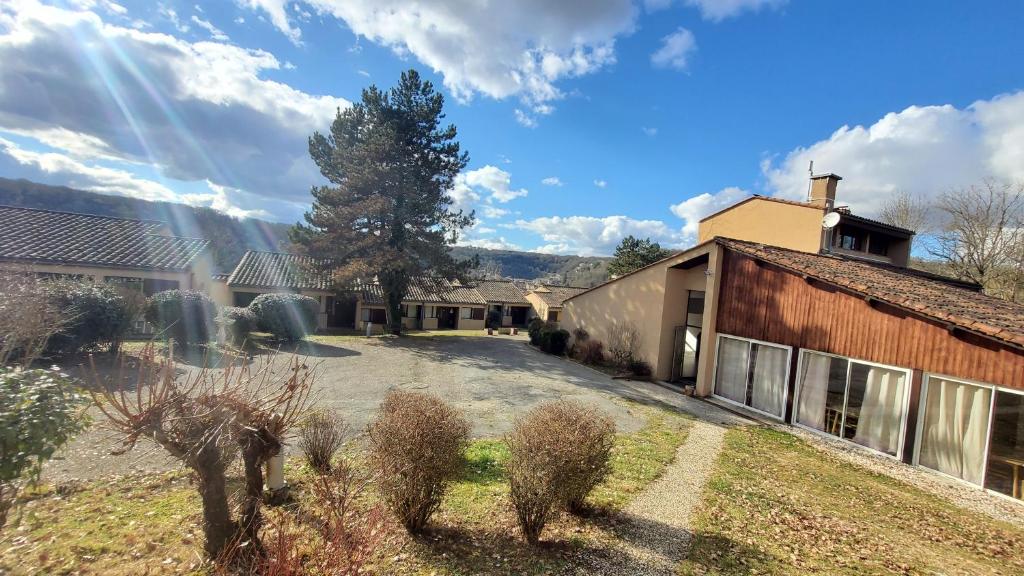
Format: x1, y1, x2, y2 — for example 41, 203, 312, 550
366, 321, 372, 337
266, 454, 285, 491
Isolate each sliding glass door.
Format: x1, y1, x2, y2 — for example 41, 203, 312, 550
713, 335, 791, 420
794, 350, 910, 457
917, 376, 1024, 499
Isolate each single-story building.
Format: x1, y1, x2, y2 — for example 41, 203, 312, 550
354, 277, 489, 332
0, 204, 213, 303
525, 284, 588, 323
563, 174, 1024, 500
473, 279, 536, 327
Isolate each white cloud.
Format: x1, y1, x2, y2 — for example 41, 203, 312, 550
0, 136, 178, 202
234, 16, 245, 24
514, 109, 538, 128
181, 181, 269, 219
357, 69, 370, 77
462, 165, 529, 203
669, 186, 749, 237
651, 27, 696, 71
642, 126, 658, 136
459, 237, 522, 251
0, 1, 349, 204
243, 0, 637, 114
481, 205, 510, 219
541, 176, 564, 187
191, 14, 230, 41
762, 91, 1024, 217
515, 215, 685, 256
235, 0, 302, 44
593, 179, 607, 188
685, 0, 786, 21
159, 5, 189, 33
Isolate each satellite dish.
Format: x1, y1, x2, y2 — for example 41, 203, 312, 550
822, 212, 841, 229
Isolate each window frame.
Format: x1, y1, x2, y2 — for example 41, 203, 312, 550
912, 372, 1024, 500
792, 348, 913, 460
711, 333, 792, 421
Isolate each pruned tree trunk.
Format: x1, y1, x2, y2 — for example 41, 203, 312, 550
238, 427, 282, 556
194, 448, 235, 559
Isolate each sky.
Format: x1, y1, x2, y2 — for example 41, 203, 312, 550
1, 0, 1023, 256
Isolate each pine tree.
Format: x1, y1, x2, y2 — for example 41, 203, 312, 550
607, 236, 671, 277
291, 70, 475, 334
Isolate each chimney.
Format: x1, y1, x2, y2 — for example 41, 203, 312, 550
808, 173, 842, 210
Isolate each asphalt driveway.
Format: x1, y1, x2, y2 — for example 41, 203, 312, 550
43, 334, 723, 482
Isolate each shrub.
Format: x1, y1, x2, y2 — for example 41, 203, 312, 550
145, 290, 217, 346
486, 309, 502, 329
367, 390, 469, 534
571, 327, 589, 343
607, 322, 642, 367
527, 317, 545, 345
627, 358, 653, 378
42, 280, 132, 354
218, 306, 256, 346
574, 339, 605, 365
1, 366, 87, 529
506, 401, 615, 542
0, 267, 64, 366
250, 293, 318, 341
539, 324, 570, 356
298, 410, 348, 474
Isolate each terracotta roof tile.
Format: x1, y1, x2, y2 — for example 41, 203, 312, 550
719, 238, 1024, 349
0, 205, 208, 271
472, 280, 530, 304
357, 277, 487, 305
530, 284, 588, 308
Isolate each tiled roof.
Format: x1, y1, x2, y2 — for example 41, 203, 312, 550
358, 277, 488, 306
472, 280, 530, 304
530, 284, 588, 308
0, 205, 208, 271
719, 238, 1024, 349
837, 211, 915, 236
226, 251, 333, 291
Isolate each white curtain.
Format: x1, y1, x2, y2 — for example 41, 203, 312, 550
797, 352, 831, 430
918, 378, 992, 486
751, 344, 788, 418
852, 366, 907, 455
715, 337, 749, 404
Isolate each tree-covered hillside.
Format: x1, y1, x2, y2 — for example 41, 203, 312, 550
451, 246, 611, 287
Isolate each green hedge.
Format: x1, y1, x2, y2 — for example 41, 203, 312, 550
218, 306, 257, 346
42, 280, 132, 354
250, 293, 318, 341
145, 290, 217, 346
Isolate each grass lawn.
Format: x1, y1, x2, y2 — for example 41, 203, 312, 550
680, 427, 1024, 575
0, 402, 690, 576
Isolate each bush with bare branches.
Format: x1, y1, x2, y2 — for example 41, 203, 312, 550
573, 339, 605, 365
298, 409, 348, 474
506, 401, 616, 544
89, 344, 315, 559
367, 390, 469, 534
0, 266, 64, 366
607, 322, 642, 367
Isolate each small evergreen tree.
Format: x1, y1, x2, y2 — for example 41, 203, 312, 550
607, 236, 672, 277
292, 70, 476, 334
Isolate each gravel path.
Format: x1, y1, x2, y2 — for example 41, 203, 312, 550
576, 419, 729, 575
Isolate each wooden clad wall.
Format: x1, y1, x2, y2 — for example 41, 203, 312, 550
716, 249, 1024, 391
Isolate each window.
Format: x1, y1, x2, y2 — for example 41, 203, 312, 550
867, 235, 891, 256
547, 310, 560, 322
400, 304, 411, 318
105, 276, 144, 292
834, 225, 867, 251
233, 291, 259, 307
712, 335, 790, 419
460, 307, 471, 319
461, 307, 484, 320
425, 305, 437, 318
142, 278, 179, 296
686, 290, 704, 328
471, 307, 485, 320
795, 350, 909, 457
915, 376, 1024, 499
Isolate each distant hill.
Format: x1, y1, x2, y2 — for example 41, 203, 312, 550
451, 246, 611, 287
0, 178, 612, 284
0, 177, 292, 272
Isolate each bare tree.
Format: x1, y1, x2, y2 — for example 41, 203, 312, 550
878, 190, 932, 233
929, 180, 1024, 300
0, 265, 65, 367
89, 344, 315, 560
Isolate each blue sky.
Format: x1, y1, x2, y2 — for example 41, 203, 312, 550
1, 1, 1022, 255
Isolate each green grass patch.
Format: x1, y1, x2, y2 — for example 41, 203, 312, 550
680, 426, 1024, 575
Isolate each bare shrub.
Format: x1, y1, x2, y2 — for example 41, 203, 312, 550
90, 344, 315, 559
607, 322, 642, 368
0, 265, 64, 366
220, 459, 385, 576
627, 358, 653, 379
506, 401, 617, 543
573, 339, 605, 365
367, 390, 469, 534
571, 327, 589, 343
298, 409, 348, 474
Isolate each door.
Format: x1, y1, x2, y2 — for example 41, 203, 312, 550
510, 306, 528, 326
671, 325, 702, 381
437, 307, 457, 329
333, 296, 357, 328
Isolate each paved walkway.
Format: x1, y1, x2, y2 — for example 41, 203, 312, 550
576, 418, 732, 575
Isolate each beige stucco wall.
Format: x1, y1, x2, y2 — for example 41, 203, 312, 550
209, 278, 232, 306
697, 198, 824, 253
524, 292, 549, 321
562, 243, 719, 383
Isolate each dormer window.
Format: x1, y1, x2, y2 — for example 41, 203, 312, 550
828, 216, 911, 265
